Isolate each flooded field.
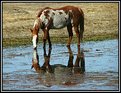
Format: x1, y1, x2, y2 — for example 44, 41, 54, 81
2, 39, 119, 91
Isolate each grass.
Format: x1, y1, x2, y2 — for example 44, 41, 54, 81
3, 37, 31, 48
3, 33, 118, 48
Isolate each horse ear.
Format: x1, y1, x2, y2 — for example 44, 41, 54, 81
30, 28, 33, 33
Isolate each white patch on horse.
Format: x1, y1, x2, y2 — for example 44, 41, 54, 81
51, 10, 69, 28
32, 35, 37, 48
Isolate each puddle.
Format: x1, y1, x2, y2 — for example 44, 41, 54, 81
2, 39, 119, 91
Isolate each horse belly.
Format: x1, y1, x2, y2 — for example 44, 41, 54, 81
52, 15, 68, 29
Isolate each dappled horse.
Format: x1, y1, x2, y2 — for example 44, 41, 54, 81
30, 6, 84, 50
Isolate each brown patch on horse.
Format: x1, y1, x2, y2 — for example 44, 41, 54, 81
32, 24, 39, 35
36, 7, 51, 17
52, 12, 55, 15
44, 10, 50, 18
44, 10, 50, 14
59, 12, 63, 15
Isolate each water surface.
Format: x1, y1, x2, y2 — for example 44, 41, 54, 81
2, 39, 119, 91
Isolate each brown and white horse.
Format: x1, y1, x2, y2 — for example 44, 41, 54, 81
30, 6, 84, 50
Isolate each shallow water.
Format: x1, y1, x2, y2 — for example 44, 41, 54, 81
2, 39, 119, 91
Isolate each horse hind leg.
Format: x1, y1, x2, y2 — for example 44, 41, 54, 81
80, 15, 84, 41
67, 24, 73, 47
74, 26, 80, 47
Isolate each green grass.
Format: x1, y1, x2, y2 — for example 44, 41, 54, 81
3, 37, 32, 48
83, 33, 118, 41
3, 33, 118, 48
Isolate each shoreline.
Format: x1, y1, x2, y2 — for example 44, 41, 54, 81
3, 33, 118, 48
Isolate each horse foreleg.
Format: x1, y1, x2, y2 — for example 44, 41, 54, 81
43, 30, 47, 49
43, 29, 52, 50
47, 31, 52, 49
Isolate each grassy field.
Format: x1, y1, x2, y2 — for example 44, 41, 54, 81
2, 2, 118, 47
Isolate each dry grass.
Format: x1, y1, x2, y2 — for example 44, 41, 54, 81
2, 2, 119, 47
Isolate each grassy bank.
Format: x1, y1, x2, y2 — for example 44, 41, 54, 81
3, 33, 118, 48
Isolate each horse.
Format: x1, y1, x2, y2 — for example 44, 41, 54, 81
30, 6, 84, 50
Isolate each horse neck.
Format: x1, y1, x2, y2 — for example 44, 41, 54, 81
34, 18, 41, 27
33, 19, 41, 34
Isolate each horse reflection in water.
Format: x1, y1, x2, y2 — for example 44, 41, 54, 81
31, 47, 85, 86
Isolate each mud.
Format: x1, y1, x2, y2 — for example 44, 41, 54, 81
2, 39, 119, 91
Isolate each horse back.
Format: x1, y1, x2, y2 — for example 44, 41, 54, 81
37, 6, 83, 17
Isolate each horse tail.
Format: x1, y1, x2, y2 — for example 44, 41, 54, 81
79, 8, 84, 41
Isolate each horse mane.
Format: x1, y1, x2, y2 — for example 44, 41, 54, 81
36, 7, 51, 17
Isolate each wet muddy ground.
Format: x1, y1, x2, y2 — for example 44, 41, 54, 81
2, 39, 119, 91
